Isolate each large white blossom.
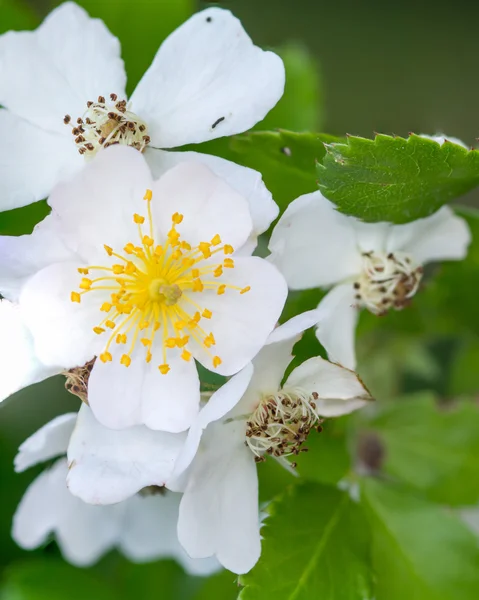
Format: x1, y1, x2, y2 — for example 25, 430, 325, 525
12, 412, 217, 574
269, 191, 471, 369
166, 311, 373, 574
0, 0, 284, 227
0, 147, 287, 432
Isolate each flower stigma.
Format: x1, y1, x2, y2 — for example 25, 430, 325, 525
71, 189, 251, 375
245, 387, 324, 467
353, 251, 423, 316
64, 94, 150, 158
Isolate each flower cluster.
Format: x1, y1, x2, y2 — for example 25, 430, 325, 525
0, 2, 471, 577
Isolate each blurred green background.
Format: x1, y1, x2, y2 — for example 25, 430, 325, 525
2, 0, 479, 598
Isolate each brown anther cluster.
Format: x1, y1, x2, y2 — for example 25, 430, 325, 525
64, 358, 95, 404
245, 389, 324, 465
354, 251, 423, 316
64, 94, 150, 157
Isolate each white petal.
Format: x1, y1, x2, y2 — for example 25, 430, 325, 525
120, 493, 220, 576
67, 405, 185, 504
48, 145, 153, 263
0, 110, 80, 210
145, 148, 278, 245
177, 423, 260, 574
88, 349, 200, 432
266, 309, 322, 345
171, 364, 254, 480
268, 191, 362, 289
14, 413, 77, 473
0, 213, 76, 302
0, 300, 59, 403
0, 2, 126, 134
130, 8, 284, 148
188, 257, 287, 376
19, 262, 102, 369
13, 458, 122, 566
285, 356, 372, 417
151, 162, 253, 251
386, 206, 471, 264
315, 284, 359, 370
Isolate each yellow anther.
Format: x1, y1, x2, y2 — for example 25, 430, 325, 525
168, 228, 180, 244
224, 244, 234, 255
125, 262, 136, 275
71, 291, 81, 303
146, 351, 152, 363
78, 267, 89, 275
172, 212, 183, 224
240, 286, 251, 294
213, 356, 222, 368
144, 189, 153, 201
217, 284, 226, 295
154, 245, 164, 256
175, 321, 186, 330
159, 364, 170, 375
80, 278, 92, 290
214, 265, 223, 277
202, 308, 212, 319
177, 336, 189, 348
181, 349, 192, 362
134, 213, 145, 224
100, 302, 112, 312
93, 326, 105, 334
153, 321, 161, 331
116, 334, 127, 344
104, 245, 113, 256
143, 235, 154, 247
192, 268, 200, 278
105, 320, 116, 329
139, 321, 150, 330
120, 354, 132, 367
199, 242, 211, 258
193, 312, 201, 323
181, 241, 191, 251
100, 352, 112, 363
204, 333, 216, 348
182, 257, 195, 268
172, 249, 182, 260
124, 243, 135, 254
166, 338, 177, 348
112, 264, 124, 274
141, 338, 152, 347
211, 234, 221, 246
192, 278, 204, 292
224, 258, 234, 268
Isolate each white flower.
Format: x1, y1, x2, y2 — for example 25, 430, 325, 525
12, 413, 218, 574
268, 191, 471, 369
167, 311, 373, 574
0, 1, 284, 220
0, 147, 287, 431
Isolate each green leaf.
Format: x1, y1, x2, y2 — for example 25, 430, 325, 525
448, 338, 479, 396
192, 570, 239, 600
316, 134, 479, 223
0, 0, 38, 33
0, 559, 118, 600
365, 393, 479, 505
63, 0, 194, 94
0, 201, 50, 236
193, 131, 341, 215
239, 482, 373, 600
254, 43, 323, 132
361, 478, 479, 600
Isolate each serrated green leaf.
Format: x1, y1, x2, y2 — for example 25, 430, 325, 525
366, 393, 479, 505
316, 134, 479, 223
361, 478, 479, 600
58, 0, 194, 95
192, 131, 341, 215
0, 559, 118, 600
239, 482, 373, 600
254, 43, 323, 132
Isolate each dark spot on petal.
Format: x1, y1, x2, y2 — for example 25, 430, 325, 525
211, 116, 225, 129
206, 16, 212, 22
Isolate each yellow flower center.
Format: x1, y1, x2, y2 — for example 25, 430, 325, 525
71, 189, 251, 374
64, 94, 150, 158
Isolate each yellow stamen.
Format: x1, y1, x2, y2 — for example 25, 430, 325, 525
213, 356, 222, 368
120, 354, 132, 367
134, 214, 145, 224
159, 364, 170, 375
71, 292, 81, 303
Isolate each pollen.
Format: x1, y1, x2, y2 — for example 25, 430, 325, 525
71, 190, 250, 375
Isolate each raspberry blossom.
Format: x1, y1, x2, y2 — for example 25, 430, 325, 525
12, 412, 217, 574
0, 1, 284, 230
0, 147, 287, 430
167, 312, 373, 573
269, 190, 471, 369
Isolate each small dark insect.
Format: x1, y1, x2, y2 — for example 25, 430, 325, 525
212, 116, 225, 129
